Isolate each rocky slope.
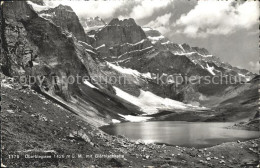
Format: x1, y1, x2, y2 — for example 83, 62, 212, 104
1, 1, 148, 126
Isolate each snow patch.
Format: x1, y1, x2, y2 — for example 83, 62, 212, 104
107, 62, 140, 76
32, 61, 40, 66
238, 73, 245, 77
96, 44, 106, 50
206, 64, 216, 75
203, 55, 213, 57
79, 41, 94, 48
173, 50, 212, 58
83, 80, 98, 89
161, 41, 171, 45
199, 94, 209, 101
148, 35, 165, 41
27, 1, 52, 12
85, 49, 97, 55
121, 39, 146, 46
112, 119, 121, 124
88, 35, 95, 39
106, 62, 151, 79
178, 44, 185, 52
148, 35, 165, 44
119, 114, 152, 122
142, 27, 153, 31
114, 86, 189, 114
39, 13, 53, 18
133, 39, 146, 45
142, 72, 152, 79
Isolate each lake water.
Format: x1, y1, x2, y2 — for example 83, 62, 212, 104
100, 121, 260, 148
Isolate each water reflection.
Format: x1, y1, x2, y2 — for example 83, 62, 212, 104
101, 121, 260, 148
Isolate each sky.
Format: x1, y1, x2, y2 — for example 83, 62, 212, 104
43, 0, 259, 73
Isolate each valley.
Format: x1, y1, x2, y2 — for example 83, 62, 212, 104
1, 81, 259, 168
1, 1, 259, 167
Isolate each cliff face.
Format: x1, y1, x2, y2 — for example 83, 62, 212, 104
1, 1, 142, 125
38, 4, 86, 42
1, 1, 39, 76
2, 1, 92, 98
93, 18, 147, 47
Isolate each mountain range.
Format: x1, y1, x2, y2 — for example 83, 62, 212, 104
1, 1, 258, 125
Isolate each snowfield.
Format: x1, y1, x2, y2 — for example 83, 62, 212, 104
112, 119, 121, 124
118, 114, 152, 122
113, 86, 200, 114
142, 27, 153, 31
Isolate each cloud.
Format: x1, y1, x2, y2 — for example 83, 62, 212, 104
173, 1, 259, 38
145, 13, 172, 34
42, 0, 173, 21
128, 0, 173, 20
43, 0, 126, 19
249, 61, 260, 72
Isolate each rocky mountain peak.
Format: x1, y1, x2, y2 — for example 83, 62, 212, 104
92, 18, 146, 47
108, 18, 137, 26
55, 4, 74, 12
37, 3, 86, 42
